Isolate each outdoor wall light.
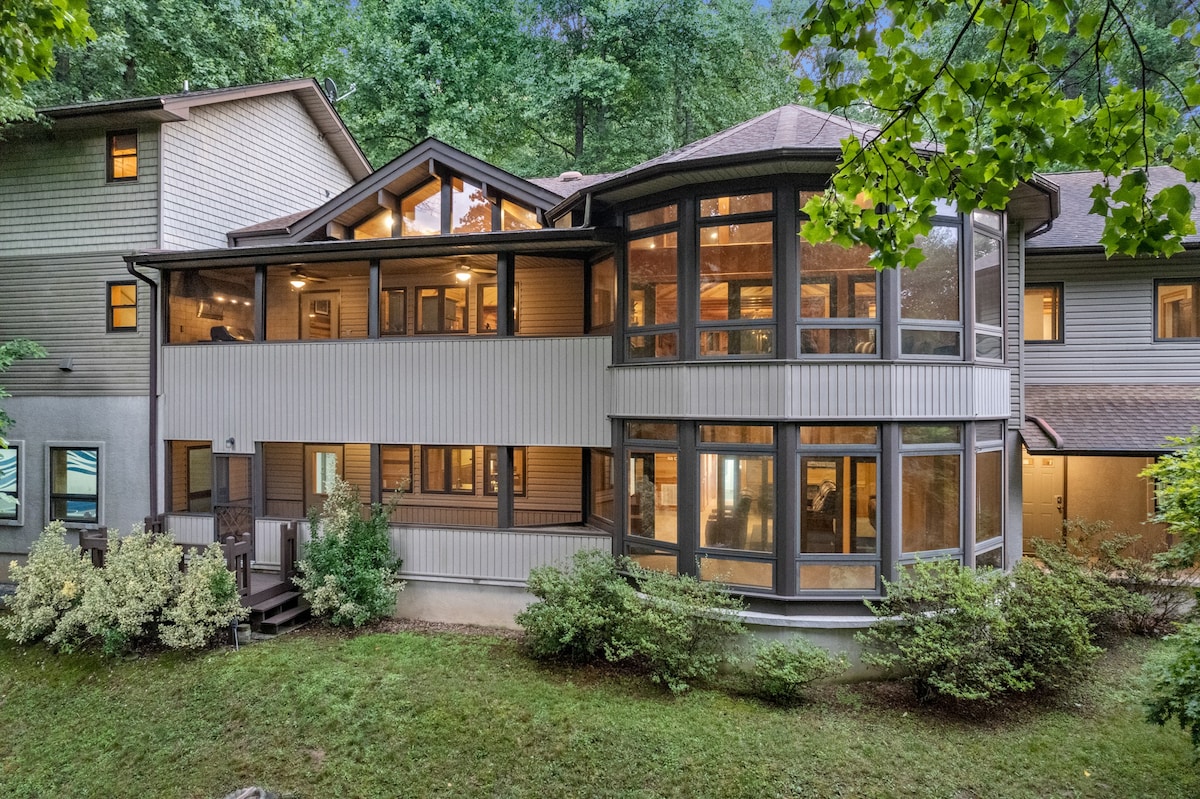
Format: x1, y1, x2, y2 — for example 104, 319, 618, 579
58, 357, 74, 372
225, 437, 236, 449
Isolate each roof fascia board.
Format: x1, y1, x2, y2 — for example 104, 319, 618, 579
130, 227, 620, 269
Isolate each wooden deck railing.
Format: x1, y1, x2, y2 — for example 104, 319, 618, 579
77, 523, 252, 597
222, 534, 252, 597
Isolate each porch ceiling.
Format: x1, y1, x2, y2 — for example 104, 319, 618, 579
1021, 383, 1200, 455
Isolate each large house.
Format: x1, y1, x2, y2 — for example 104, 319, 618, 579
0, 80, 370, 579
3, 86, 1197, 635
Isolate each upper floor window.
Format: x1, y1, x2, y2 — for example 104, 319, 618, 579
107, 281, 138, 332
417, 286, 468, 333
354, 174, 544, 239
501, 200, 539, 230
402, 179, 442, 236
49, 446, 100, 524
973, 230, 1003, 360
799, 188, 878, 355
381, 445, 413, 496
484, 446, 526, 496
698, 194, 774, 357
1156, 279, 1200, 340
0, 444, 19, 522
626, 204, 679, 359
1024, 283, 1063, 343
900, 226, 962, 357
107, 130, 138, 182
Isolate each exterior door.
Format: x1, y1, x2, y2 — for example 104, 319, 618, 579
300, 291, 339, 339
214, 454, 254, 544
1022, 449, 1065, 552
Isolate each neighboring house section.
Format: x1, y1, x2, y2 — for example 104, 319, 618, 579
0, 80, 368, 579
1022, 167, 1200, 554
128, 105, 1057, 630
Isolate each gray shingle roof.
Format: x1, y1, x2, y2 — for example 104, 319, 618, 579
528, 172, 617, 197
1027, 167, 1200, 250
1021, 384, 1200, 453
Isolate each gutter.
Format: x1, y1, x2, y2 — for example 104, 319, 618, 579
126, 261, 160, 518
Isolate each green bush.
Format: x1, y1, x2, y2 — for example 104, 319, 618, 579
294, 476, 404, 627
609, 564, 746, 694
749, 639, 846, 704
1146, 621, 1200, 748
517, 549, 633, 662
1, 521, 90, 643
859, 558, 1105, 703
1032, 521, 1154, 637
160, 543, 249, 649
517, 550, 746, 694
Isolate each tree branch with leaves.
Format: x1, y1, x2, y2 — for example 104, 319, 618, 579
0, 339, 46, 446
784, 0, 1200, 269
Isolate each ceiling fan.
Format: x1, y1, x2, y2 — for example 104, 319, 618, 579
289, 268, 328, 289
445, 256, 497, 282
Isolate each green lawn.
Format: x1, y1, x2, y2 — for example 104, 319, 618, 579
0, 627, 1194, 799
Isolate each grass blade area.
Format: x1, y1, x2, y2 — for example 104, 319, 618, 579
0, 629, 1194, 798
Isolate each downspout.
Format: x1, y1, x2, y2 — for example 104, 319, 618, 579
126, 259, 159, 518
1024, 413, 1063, 450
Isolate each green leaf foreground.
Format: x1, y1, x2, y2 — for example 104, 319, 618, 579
784, 0, 1200, 269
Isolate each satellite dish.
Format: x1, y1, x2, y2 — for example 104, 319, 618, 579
323, 78, 338, 102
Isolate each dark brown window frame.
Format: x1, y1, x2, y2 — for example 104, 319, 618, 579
380, 444, 413, 494
1024, 282, 1065, 343
107, 280, 138, 332
421, 445, 475, 494
484, 446, 526, 496
1154, 278, 1200, 341
415, 285, 469, 334
106, 129, 138, 183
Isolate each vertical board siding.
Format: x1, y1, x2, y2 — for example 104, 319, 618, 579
391, 527, 610, 583
0, 252, 152, 395
162, 337, 614, 447
1024, 256, 1200, 383
0, 127, 160, 256
165, 514, 216, 546
609, 362, 1011, 420
160, 93, 355, 250
255, 518, 285, 566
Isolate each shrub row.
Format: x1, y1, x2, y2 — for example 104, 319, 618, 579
3, 522, 247, 655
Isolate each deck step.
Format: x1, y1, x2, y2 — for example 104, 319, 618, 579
250, 590, 303, 616
258, 603, 311, 634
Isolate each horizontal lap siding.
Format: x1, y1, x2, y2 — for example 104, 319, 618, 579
0, 252, 152, 395
516, 447, 583, 524
514, 257, 584, 335
162, 337, 613, 448
161, 94, 354, 251
1025, 256, 1200, 383
0, 127, 159, 256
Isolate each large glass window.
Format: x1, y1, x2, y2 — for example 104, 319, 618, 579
901, 226, 962, 356
589, 449, 615, 524
627, 231, 679, 359
417, 286, 468, 333
1156, 279, 1200, 339
381, 288, 407, 335
49, 447, 99, 524
501, 199, 539, 230
452, 176, 491, 233
0, 445, 19, 521
381, 445, 412, 496
167, 268, 255, 343
974, 231, 1003, 360
698, 216, 774, 357
976, 448, 1003, 544
106, 130, 137, 182
422, 446, 474, 494
799, 205, 879, 354
401, 179, 442, 236
1024, 283, 1063, 342
477, 284, 519, 334
589, 257, 616, 332
628, 451, 678, 544
901, 424, 962, 554
697, 428, 775, 591
484, 446, 526, 496
353, 208, 394, 239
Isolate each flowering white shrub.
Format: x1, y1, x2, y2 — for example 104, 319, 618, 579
294, 475, 404, 627
160, 543, 249, 649
49, 526, 183, 654
2, 521, 91, 643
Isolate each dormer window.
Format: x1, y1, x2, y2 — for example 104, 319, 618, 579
107, 130, 138, 182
